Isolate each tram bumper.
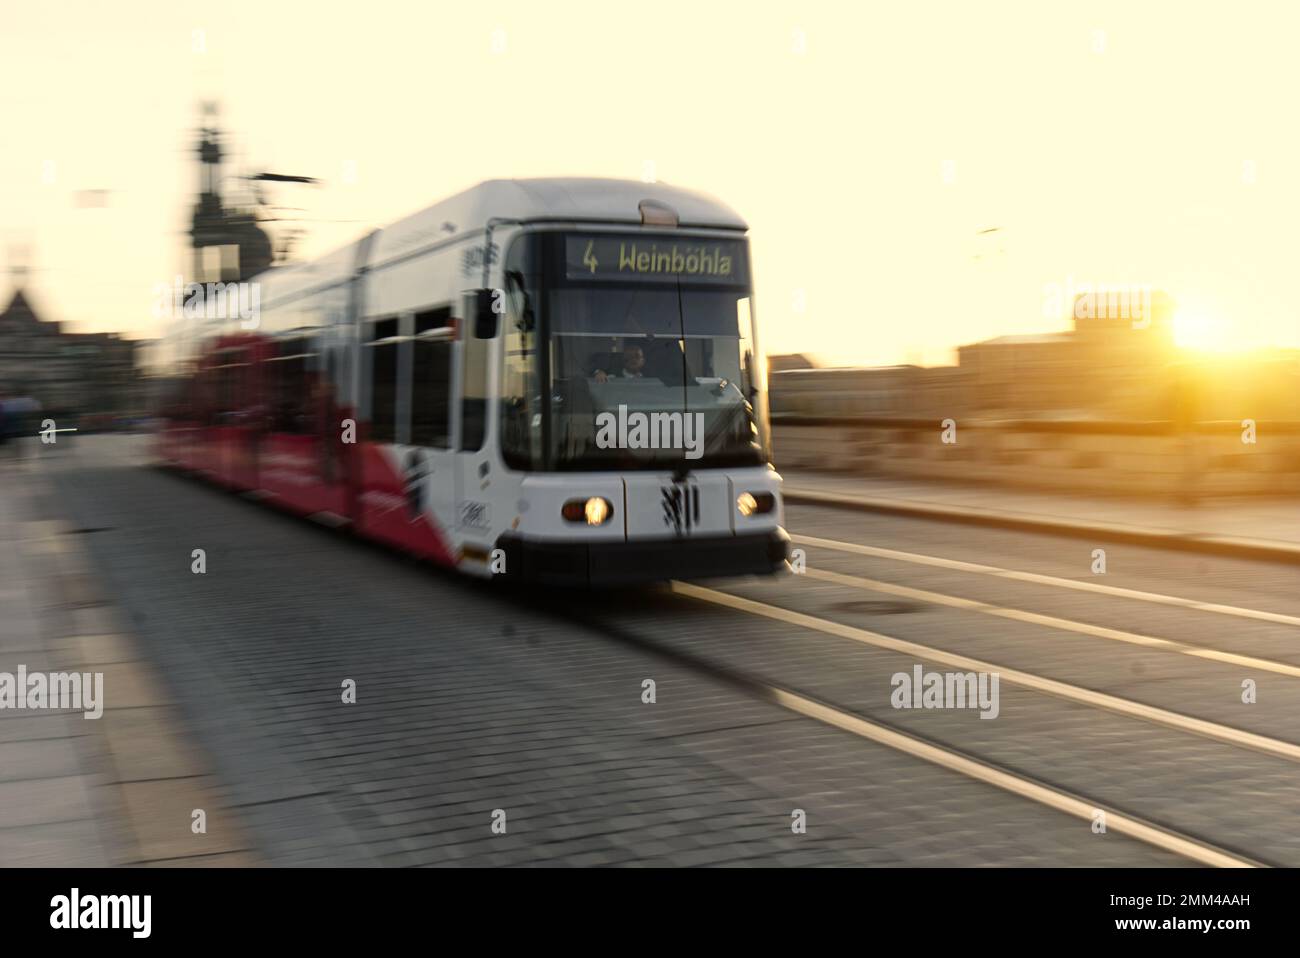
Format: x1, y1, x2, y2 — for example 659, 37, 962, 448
494, 528, 791, 587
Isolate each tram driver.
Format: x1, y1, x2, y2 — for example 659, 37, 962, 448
591, 342, 647, 383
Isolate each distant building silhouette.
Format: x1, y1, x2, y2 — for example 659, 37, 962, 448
0, 286, 140, 422
957, 290, 1177, 418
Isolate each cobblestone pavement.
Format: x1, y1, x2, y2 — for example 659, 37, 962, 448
15, 435, 1300, 866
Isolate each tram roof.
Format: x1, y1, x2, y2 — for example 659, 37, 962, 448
370, 178, 748, 263
256, 178, 747, 308
434, 177, 745, 231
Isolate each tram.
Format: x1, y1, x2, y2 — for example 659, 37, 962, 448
157, 178, 789, 585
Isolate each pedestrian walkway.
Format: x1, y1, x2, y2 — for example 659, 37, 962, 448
781, 471, 1300, 562
0, 454, 114, 866
0, 450, 257, 866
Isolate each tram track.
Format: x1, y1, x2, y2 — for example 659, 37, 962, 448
531, 584, 1269, 868
797, 564, 1300, 679
519, 511, 1300, 867
670, 580, 1300, 763
589, 510, 1300, 868
790, 531, 1300, 629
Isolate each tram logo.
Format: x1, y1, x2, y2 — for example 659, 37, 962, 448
459, 500, 489, 531
661, 483, 701, 536
461, 242, 499, 277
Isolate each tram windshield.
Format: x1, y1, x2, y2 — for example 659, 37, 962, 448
531, 233, 764, 471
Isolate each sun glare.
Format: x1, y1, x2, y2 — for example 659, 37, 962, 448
1172, 310, 1236, 352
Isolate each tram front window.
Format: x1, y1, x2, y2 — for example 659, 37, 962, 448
545, 284, 764, 470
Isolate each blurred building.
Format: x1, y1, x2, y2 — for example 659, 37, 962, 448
771, 290, 1300, 422
957, 291, 1178, 419
0, 286, 141, 422
770, 364, 968, 419
767, 353, 818, 373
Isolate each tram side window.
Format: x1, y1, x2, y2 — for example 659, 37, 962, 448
414, 306, 450, 336
411, 333, 452, 448
270, 340, 311, 434
368, 319, 400, 443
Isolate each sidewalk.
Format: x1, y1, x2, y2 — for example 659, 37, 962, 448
0, 453, 115, 865
781, 471, 1300, 563
0, 448, 256, 866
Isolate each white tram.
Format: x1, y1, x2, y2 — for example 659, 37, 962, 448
158, 178, 789, 585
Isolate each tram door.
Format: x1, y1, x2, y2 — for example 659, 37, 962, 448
453, 291, 495, 557
407, 305, 460, 549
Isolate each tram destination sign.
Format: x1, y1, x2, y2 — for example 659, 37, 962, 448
565, 234, 748, 285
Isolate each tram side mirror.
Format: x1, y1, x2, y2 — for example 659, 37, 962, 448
472, 289, 498, 339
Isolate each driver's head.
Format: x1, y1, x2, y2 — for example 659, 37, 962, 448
623, 344, 645, 374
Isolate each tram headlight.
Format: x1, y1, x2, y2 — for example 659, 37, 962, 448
562, 496, 614, 526
737, 492, 775, 517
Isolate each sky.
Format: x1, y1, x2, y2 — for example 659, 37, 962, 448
2, 0, 1299, 367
